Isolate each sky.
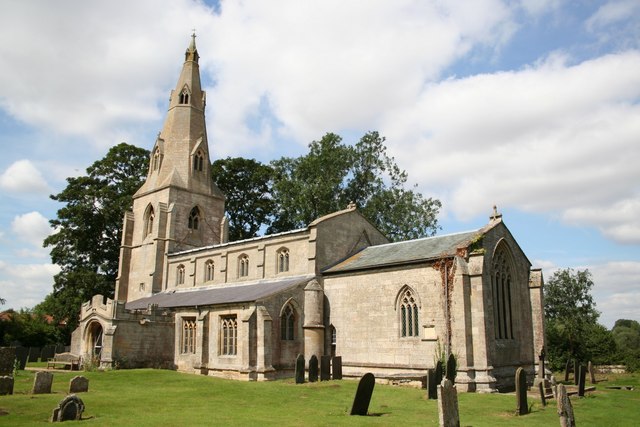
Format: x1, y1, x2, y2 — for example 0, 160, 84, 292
0, 0, 638, 328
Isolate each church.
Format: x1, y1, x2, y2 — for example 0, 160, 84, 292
71, 36, 545, 392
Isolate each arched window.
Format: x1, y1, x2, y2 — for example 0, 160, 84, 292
179, 87, 190, 104
238, 254, 249, 277
188, 207, 200, 230
277, 248, 290, 273
181, 317, 196, 354
280, 304, 295, 340
221, 316, 237, 355
88, 321, 103, 358
492, 242, 514, 340
177, 264, 185, 285
144, 205, 155, 238
152, 147, 162, 171
399, 288, 419, 337
193, 150, 204, 172
205, 260, 215, 282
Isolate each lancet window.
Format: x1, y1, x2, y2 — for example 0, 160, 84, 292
280, 304, 295, 340
188, 207, 200, 230
492, 243, 515, 340
181, 317, 196, 354
221, 316, 237, 356
399, 288, 419, 337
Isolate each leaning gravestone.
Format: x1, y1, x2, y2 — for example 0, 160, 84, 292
435, 361, 444, 386
437, 378, 460, 427
32, 371, 54, 394
427, 368, 438, 400
350, 373, 375, 416
332, 356, 342, 380
573, 359, 579, 385
320, 355, 331, 381
15, 346, 29, 370
587, 361, 596, 384
557, 384, 576, 427
51, 394, 85, 422
295, 354, 305, 384
515, 367, 528, 415
445, 354, 457, 382
0, 376, 14, 395
69, 376, 89, 393
577, 365, 586, 397
308, 355, 318, 383
550, 375, 558, 399
0, 347, 16, 376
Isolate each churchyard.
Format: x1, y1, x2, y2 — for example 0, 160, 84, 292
0, 367, 638, 426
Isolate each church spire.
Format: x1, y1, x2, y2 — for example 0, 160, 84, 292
185, 31, 199, 63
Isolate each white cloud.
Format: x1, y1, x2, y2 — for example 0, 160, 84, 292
586, 0, 640, 30
590, 261, 640, 328
0, 159, 50, 194
11, 211, 54, 248
0, 262, 60, 310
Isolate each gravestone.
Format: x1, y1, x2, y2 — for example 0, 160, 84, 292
308, 355, 318, 382
437, 378, 460, 427
0, 347, 16, 376
332, 356, 342, 380
515, 367, 528, 415
69, 376, 89, 393
295, 354, 305, 384
445, 354, 457, 382
435, 361, 444, 386
41, 345, 56, 362
538, 381, 546, 407
550, 375, 558, 399
577, 365, 586, 397
320, 355, 331, 381
350, 373, 375, 416
564, 359, 571, 382
538, 349, 546, 380
28, 347, 41, 363
587, 360, 596, 384
0, 376, 14, 395
426, 368, 438, 400
573, 359, 579, 385
557, 384, 576, 427
32, 371, 54, 394
51, 394, 85, 422
15, 346, 29, 370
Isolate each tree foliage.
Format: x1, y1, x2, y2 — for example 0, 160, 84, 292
43, 143, 149, 338
612, 319, 640, 372
269, 132, 441, 240
0, 308, 63, 347
212, 157, 274, 241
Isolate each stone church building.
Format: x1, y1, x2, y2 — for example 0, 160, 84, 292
71, 36, 545, 392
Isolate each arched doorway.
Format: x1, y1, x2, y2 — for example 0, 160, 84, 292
87, 321, 103, 359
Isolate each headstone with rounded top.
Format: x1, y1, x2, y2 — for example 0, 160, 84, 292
332, 356, 342, 380
515, 367, 528, 415
69, 375, 89, 393
308, 355, 318, 382
437, 378, 460, 427
0, 376, 14, 395
350, 373, 375, 416
294, 354, 305, 384
51, 394, 85, 422
32, 371, 54, 394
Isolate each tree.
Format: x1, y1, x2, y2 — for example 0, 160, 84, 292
43, 143, 149, 339
211, 157, 275, 241
544, 268, 602, 369
269, 132, 441, 240
612, 319, 640, 371
0, 308, 63, 347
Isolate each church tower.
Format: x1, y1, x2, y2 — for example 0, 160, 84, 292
115, 34, 225, 302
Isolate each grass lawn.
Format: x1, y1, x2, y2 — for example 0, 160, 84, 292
0, 368, 638, 426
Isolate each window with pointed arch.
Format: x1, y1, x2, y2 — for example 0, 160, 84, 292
238, 254, 249, 277
179, 87, 190, 104
193, 150, 204, 172
221, 316, 237, 356
280, 304, 295, 340
177, 264, 185, 286
188, 207, 200, 230
181, 317, 196, 354
144, 205, 155, 238
492, 243, 515, 340
205, 259, 215, 282
152, 147, 162, 171
277, 248, 290, 273
399, 288, 420, 337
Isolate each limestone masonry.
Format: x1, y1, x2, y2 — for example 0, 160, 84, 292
71, 35, 545, 392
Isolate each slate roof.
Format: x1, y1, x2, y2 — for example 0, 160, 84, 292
125, 274, 315, 310
323, 229, 482, 274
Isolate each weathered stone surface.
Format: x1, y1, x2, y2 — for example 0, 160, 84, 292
0, 376, 14, 395
437, 378, 460, 427
577, 365, 586, 397
320, 355, 331, 381
445, 354, 457, 383
15, 346, 29, 370
538, 381, 546, 407
295, 354, 305, 384
0, 347, 15, 376
435, 361, 444, 386
564, 359, 571, 382
308, 355, 318, 383
350, 373, 375, 416
515, 367, 528, 415
557, 384, 576, 427
332, 356, 342, 380
69, 376, 89, 393
427, 368, 438, 400
28, 347, 41, 363
588, 361, 596, 384
32, 371, 54, 394
573, 360, 579, 385
51, 394, 85, 422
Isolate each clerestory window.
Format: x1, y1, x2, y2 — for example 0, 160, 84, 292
238, 254, 249, 277
277, 248, 290, 273
177, 264, 185, 285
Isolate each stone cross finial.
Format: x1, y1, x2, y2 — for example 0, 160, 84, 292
490, 205, 503, 222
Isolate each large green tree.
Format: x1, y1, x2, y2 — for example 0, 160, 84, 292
211, 157, 275, 241
269, 132, 441, 240
544, 268, 604, 369
612, 319, 640, 371
43, 143, 149, 338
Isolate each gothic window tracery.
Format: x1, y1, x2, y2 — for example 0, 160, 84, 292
238, 254, 249, 277
205, 259, 215, 282
492, 242, 515, 340
221, 316, 237, 355
177, 264, 185, 285
179, 87, 190, 104
188, 207, 200, 230
181, 317, 196, 354
280, 304, 295, 340
152, 147, 162, 171
193, 150, 204, 172
399, 288, 419, 337
277, 248, 290, 273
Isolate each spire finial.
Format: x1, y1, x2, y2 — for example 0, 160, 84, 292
185, 30, 199, 62
490, 205, 503, 222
